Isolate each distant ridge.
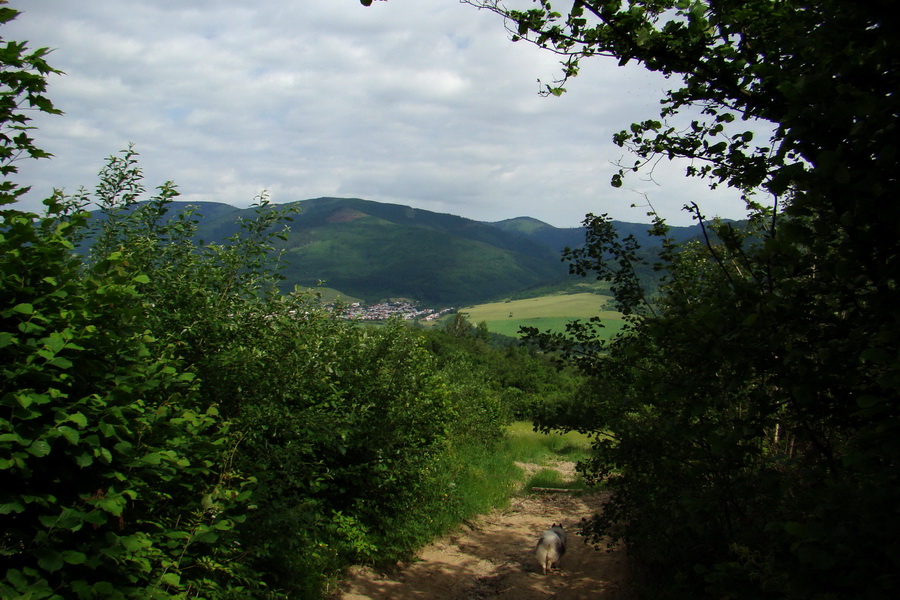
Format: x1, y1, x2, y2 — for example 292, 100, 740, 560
491, 214, 705, 251
187, 197, 571, 305
91, 197, 710, 305
491, 217, 586, 252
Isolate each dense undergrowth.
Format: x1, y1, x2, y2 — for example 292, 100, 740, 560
1, 152, 576, 598
501, 0, 900, 597
0, 9, 576, 596
0, 13, 582, 597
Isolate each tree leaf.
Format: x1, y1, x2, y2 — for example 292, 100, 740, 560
68, 412, 88, 428
37, 550, 63, 573
56, 425, 80, 444
0, 501, 25, 514
27, 439, 51, 457
0, 331, 17, 349
61, 550, 87, 564
12, 302, 33, 315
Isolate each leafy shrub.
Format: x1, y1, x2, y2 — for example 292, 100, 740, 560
532, 213, 900, 599
76, 152, 516, 597
1, 14, 255, 598
0, 196, 254, 598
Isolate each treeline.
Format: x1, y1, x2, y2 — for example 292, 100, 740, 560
0, 20, 579, 597
469, 0, 900, 598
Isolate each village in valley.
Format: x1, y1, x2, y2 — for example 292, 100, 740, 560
335, 300, 455, 323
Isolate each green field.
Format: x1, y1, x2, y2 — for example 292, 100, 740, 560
459, 292, 624, 338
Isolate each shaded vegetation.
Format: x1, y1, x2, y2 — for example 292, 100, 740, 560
463, 0, 900, 598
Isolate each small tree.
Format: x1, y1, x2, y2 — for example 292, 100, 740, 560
0, 3, 61, 207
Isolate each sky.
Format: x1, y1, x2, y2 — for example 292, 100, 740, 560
5, 0, 754, 228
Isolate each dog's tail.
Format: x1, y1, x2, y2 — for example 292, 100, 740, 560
535, 529, 564, 575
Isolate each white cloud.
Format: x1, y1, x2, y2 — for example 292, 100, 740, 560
5, 0, 756, 227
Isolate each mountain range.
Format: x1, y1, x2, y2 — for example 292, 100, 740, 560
108, 197, 708, 306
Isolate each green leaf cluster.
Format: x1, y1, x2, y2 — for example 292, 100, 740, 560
19, 145, 513, 597
0, 6, 62, 206
1, 195, 254, 599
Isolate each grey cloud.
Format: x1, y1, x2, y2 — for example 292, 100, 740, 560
5, 0, 752, 227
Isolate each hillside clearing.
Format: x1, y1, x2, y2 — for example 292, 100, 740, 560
458, 292, 624, 337
460, 293, 616, 320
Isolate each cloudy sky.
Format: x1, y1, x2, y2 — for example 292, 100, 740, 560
6, 0, 752, 227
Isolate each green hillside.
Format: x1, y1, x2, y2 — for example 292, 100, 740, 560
90, 197, 704, 306
490, 216, 586, 251
193, 197, 571, 305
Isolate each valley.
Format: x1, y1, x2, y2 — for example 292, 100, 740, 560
458, 291, 625, 338
318, 290, 623, 339
170, 196, 703, 306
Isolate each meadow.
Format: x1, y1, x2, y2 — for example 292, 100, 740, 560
501, 421, 593, 492
458, 292, 625, 338
501, 421, 592, 465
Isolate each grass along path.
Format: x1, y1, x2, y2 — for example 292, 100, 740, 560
337, 423, 630, 600
501, 421, 593, 492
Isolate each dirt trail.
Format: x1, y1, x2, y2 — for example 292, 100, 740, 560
336, 463, 629, 600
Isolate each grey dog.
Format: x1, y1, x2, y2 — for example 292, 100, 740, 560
535, 523, 567, 574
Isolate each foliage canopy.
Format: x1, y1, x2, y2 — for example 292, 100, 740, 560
401, 0, 900, 597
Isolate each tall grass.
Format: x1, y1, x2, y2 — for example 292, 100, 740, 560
524, 468, 588, 492
390, 442, 521, 555
376, 422, 594, 567
501, 422, 595, 492
501, 421, 593, 465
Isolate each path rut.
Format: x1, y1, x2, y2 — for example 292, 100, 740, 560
337, 468, 629, 600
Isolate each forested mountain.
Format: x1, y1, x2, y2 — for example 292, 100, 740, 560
265, 197, 569, 305
125, 197, 708, 305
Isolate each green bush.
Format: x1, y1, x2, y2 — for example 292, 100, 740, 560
0, 197, 253, 599
1, 14, 254, 598
0, 146, 515, 599
77, 153, 517, 596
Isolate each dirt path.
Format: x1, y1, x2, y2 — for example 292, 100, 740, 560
336, 463, 629, 600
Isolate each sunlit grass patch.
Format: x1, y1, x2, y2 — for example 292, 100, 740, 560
524, 468, 588, 493
457, 292, 624, 337
485, 316, 626, 339
502, 421, 592, 466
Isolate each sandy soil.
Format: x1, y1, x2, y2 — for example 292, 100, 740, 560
335, 463, 630, 600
